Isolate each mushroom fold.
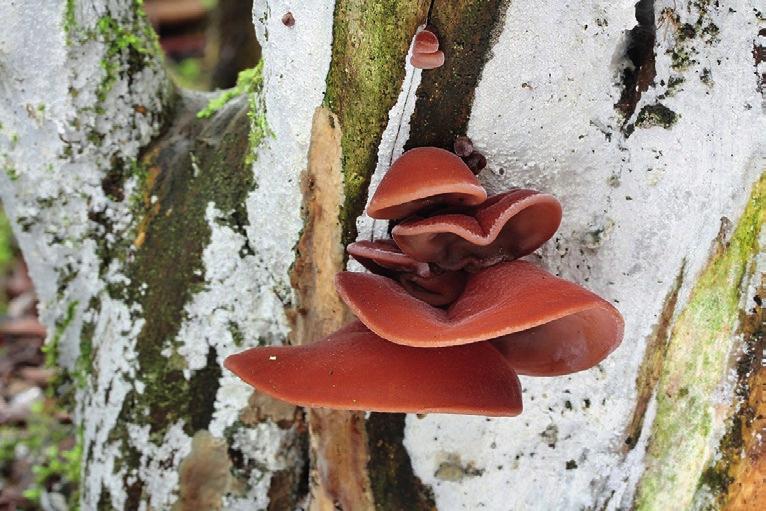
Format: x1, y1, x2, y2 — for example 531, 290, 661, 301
347, 240, 467, 306
336, 260, 624, 376
392, 189, 563, 270
366, 147, 487, 220
224, 321, 523, 416
410, 29, 445, 69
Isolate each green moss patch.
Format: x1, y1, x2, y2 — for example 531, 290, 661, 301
635, 172, 766, 510
119, 91, 255, 437
324, 0, 425, 245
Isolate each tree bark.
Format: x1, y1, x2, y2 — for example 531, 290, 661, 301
0, 0, 765, 510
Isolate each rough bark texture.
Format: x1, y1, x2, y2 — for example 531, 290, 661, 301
0, 0, 765, 510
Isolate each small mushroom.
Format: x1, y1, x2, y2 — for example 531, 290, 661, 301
224, 321, 523, 416
410, 29, 445, 70
348, 240, 467, 306
335, 260, 624, 376
347, 239, 430, 277
413, 29, 439, 53
367, 147, 487, 220
392, 189, 562, 270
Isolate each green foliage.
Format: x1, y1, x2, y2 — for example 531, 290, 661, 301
0, 401, 81, 509
167, 58, 205, 90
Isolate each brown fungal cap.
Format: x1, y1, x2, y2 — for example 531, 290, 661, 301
281, 12, 295, 27
367, 147, 487, 220
392, 189, 562, 271
410, 29, 445, 70
464, 152, 487, 174
336, 261, 624, 376
224, 321, 522, 416
411, 51, 445, 70
413, 29, 439, 53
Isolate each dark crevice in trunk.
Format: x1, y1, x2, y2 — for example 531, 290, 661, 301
755, 28, 766, 105
188, 347, 221, 431
615, 0, 656, 127
405, 0, 511, 150
366, 413, 435, 511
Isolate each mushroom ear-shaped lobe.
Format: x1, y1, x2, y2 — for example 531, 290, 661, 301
366, 147, 487, 220
223, 322, 523, 416
413, 29, 439, 53
347, 240, 430, 277
336, 261, 624, 375
410, 51, 445, 70
392, 190, 563, 270
347, 240, 467, 306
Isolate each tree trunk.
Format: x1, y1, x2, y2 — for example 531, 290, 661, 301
1, 0, 765, 509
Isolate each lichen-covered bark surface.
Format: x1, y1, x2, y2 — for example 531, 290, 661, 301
1, 0, 766, 509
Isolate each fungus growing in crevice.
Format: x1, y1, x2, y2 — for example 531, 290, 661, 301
225, 145, 624, 417
392, 189, 562, 270
224, 321, 523, 416
453, 135, 487, 174
348, 240, 467, 306
410, 29, 445, 70
366, 147, 486, 220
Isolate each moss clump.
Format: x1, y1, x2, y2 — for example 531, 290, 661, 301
94, 14, 156, 102
635, 172, 766, 510
324, 0, 424, 246
635, 103, 679, 129
197, 62, 263, 119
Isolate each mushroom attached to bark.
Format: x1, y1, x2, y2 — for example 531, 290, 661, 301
367, 147, 487, 220
224, 321, 523, 416
348, 240, 467, 306
336, 260, 624, 376
392, 189, 563, 270
410, 29, 445, 69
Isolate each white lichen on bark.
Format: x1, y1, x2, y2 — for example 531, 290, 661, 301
1, 0, 169, 508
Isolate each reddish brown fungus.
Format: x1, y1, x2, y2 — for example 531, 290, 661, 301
410, 51, 446, 70
464, 152, 487, 174
410, 29, 445, 70
347, 240, 467, 306
392, 189, 562, 270
347, 239, 430, 278
281, 12, 295, 27
225, 142, 625, 415
335, 260, 624, 375
453, 136, 474, 158
413, 29, 439, 53
367, 147, 487, 220
224, 321, 523, 416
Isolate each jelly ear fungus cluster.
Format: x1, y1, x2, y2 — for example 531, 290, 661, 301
225, 147, 624, 417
